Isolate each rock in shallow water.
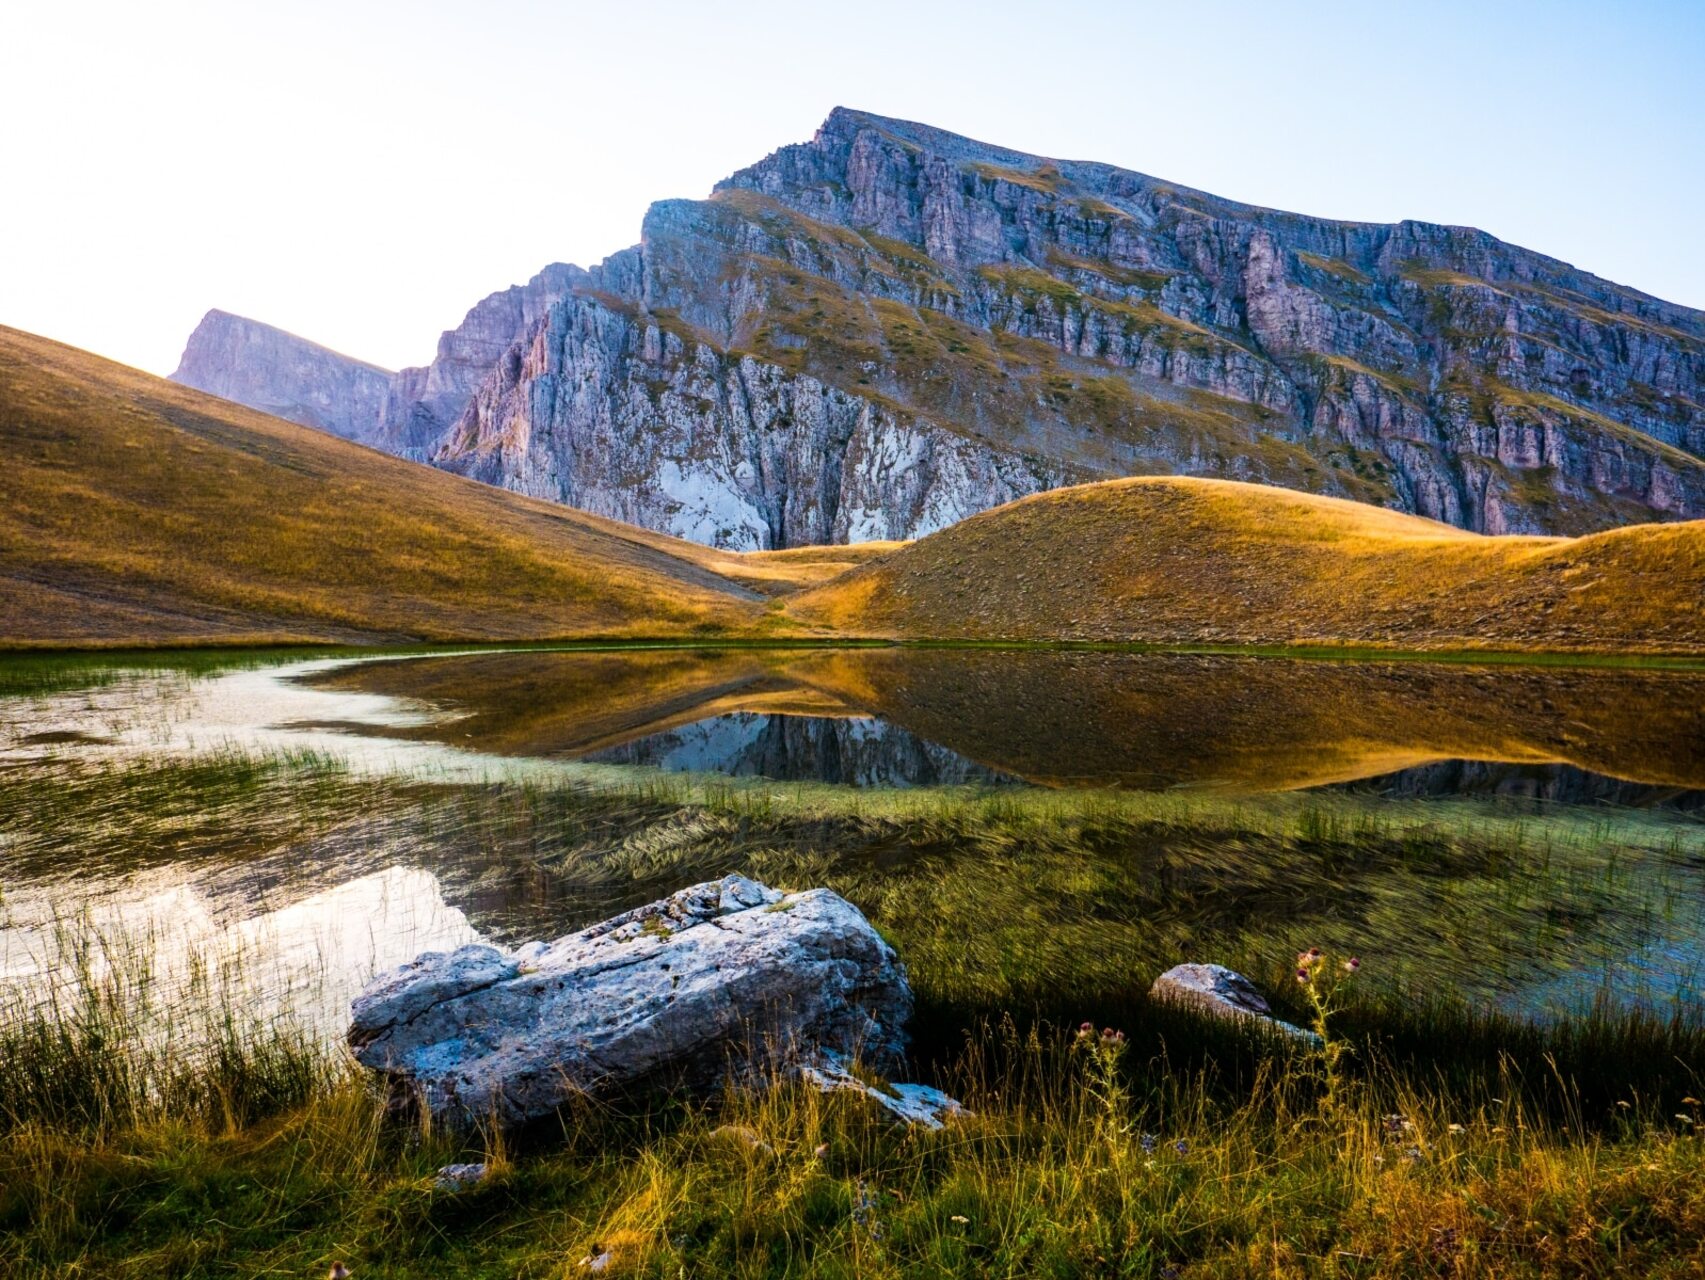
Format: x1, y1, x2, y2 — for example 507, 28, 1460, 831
348, 875, 920, 1129
1151, 963, 1320, 1044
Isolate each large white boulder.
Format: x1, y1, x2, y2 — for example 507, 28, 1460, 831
348, 875, 914, 1129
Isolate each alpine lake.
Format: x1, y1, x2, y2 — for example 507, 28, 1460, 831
3, 641, 1701, 1061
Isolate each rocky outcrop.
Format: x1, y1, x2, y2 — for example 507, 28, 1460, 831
347, 875, 916, 1129
171, 264, 581, 455
1151, 963, 1318, 1043
169, 311, 393, 442
433, 292, 1062, 546
175, 108, 1705, 544
374, 263, 585, 459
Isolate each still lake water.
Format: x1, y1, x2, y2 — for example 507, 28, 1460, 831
2, 645, 1702, 1040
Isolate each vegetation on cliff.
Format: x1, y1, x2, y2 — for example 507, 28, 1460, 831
4, 325, 1700, 657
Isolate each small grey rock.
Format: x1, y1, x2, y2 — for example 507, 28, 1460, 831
799, 1051, 967, 1129
1151, 963, 1320, 1044
432, 1162, 488, 1191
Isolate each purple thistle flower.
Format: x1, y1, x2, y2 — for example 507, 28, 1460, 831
1173, 1139, 1189, 1155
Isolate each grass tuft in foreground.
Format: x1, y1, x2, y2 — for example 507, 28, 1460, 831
2, 983, 1704, 1278
4, 749, 1705, 1274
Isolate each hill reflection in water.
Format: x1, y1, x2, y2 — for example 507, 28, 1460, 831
309, 647, 1705, 800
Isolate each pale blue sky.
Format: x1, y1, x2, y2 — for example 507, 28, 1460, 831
2, 0, 1700, 375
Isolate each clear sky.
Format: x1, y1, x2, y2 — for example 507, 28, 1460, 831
3, 0, 1700, 376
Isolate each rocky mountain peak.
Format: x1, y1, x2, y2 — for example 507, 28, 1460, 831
172, 109, 1705, 548
171, 310, 395, 443
172, 265, 583, 455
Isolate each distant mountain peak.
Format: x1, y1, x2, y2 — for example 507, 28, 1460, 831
171, 310, 394, 441
171, 265, 584, 453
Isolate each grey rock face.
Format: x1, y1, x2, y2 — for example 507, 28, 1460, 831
169, 311, 393, 442
347, 875, 913, 1129
171, 264, 581, 455
175, 108, 1705, 543
434, 294, 1061, 547
376, 262, 586, 459
1151, 963, 1319, 1043
682, 108, 1705, 536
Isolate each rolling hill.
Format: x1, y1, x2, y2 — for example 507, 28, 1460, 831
4, 325, 1700, 656
0, 326, 792, 647
786, 476, 1705, 655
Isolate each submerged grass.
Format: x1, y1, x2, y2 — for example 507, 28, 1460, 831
3, 749, 1704, 1274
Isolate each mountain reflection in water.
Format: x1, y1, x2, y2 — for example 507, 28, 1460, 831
584, 712, 1014, 787
308, 647, 1705, 799
4, 644, 1702, 1041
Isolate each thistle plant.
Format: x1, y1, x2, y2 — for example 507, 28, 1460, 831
1074, 1021, 1132, 1167
1294, 947, 1361, 1117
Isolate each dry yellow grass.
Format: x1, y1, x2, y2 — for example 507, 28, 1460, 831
5, 326, 1701, 655
704, 542, 904, 596
0, 326, 798, 647
788, 476, 1705, 654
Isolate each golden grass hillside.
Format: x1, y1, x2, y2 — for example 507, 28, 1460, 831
787, 477, 1705, 654
6, 324, 1702, 655
0, 326, 797, 647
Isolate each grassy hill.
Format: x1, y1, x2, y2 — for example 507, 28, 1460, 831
0, 326, 797, 647
787, 476, 1705, 654
5, 325, 1702, 655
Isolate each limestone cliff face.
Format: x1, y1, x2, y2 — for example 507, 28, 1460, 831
175, 108, 1705, 546
171, 264, 581, 456
438, 291, 1063, 546
375, 263, 585, 458
170, 311, 393, 442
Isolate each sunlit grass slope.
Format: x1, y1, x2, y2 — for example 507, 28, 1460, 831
0, 326, 779, 647
713, 542, 905, 595
7, 325, 1701, 654
789, 476, 1705, 654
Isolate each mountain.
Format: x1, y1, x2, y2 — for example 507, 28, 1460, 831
785, 476, 1705, 654
172, 264, 584, 455
0, 325, 790, 647
171, 108, 1705, 547
170, 309, 394, 442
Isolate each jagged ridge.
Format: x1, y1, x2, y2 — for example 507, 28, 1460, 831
174, 107, 1705, 547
